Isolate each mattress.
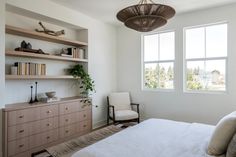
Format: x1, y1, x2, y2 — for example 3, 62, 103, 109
72, 119, 221, 157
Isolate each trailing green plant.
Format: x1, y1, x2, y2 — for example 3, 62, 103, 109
68, 64, 95, 98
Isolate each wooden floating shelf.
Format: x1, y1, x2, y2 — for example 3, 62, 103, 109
6, 51, 88, 63
6, 25, 88, 47
5, 75, 79, 80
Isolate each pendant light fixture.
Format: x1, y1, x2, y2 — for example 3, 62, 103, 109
117, 0, 175, 32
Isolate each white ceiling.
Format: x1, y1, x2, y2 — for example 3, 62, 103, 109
50, 0, 236, 25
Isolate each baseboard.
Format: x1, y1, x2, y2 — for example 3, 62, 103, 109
93, 120, 107, 130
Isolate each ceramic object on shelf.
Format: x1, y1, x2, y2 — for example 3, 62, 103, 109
26, 42, 32, 49
45, 91, 56, 98
20, 40, 27, 48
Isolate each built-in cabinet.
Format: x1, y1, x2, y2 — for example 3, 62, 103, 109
3, 97, 92, 157
4, 19, 91, 157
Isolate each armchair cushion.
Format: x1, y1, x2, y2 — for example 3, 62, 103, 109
111, 110, 138, 121
109, 92, 131, 111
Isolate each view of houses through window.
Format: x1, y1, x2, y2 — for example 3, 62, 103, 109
142, 23, 227, 92
184, 23, 227, 91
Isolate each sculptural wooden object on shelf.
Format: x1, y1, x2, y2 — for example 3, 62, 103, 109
35, 21, 65, 36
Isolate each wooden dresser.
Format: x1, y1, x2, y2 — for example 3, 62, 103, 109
2, 97, 92, 157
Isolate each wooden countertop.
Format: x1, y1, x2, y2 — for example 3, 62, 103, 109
4, 96, 90, 111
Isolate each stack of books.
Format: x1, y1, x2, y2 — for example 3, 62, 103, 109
61, 48, 85, 59
14, 62, 46, 75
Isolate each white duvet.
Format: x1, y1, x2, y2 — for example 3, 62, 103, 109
72, 119, 224, 157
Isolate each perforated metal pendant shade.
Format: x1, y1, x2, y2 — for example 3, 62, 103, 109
117, 1, 175, 32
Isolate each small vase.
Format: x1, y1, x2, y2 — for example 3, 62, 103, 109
21, 40, 27, 48
26, 43, 32, 49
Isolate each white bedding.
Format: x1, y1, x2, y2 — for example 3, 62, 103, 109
72, 119, 224, 157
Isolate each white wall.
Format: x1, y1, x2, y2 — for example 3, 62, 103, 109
0, 0, 5, 156
117, 4, 236, 125
0, 1, 5, 107
5, 0, 117, 127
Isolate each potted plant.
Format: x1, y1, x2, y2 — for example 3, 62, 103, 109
68, 64, 95, 104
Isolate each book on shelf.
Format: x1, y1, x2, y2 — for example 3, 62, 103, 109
61, 47, 85, 59
13, 62, 46, 76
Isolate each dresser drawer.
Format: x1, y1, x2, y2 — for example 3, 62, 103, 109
8, 137, 29, 156
29, 121, 41, 135
78, 101, 92, 111
77, 110, 91, 122
8, 108, 40, 126
11, 151, 30, 157
40, 117, 59, 132
41, 129, 59, 144
29, 129, 59, 149
8, 123, 29, 141
40, 105, 58, 119
79, 120, 92, 133
29, 133, 42, 149
59, 123, 78, 139
59, 101, 79, 115
59, 113, 77, 127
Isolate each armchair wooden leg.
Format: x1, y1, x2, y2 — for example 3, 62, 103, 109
107, 117, 109, 126
138, 118, 140, 123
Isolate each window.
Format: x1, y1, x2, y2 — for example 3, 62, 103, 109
184, 23, 227, 92
142, 31, 175, 90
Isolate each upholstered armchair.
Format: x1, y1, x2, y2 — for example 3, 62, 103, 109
107, 92, 140, 125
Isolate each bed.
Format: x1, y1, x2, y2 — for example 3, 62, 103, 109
71, 119, 225, 157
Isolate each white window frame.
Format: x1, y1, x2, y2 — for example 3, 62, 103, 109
183, 22, 228, 94
141, 30, 176, 92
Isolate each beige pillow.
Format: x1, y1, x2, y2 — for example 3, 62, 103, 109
207, 111, 236, 156
226, 133, 236, 157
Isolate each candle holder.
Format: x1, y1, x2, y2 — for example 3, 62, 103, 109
34, 82, 39, 102
29, 86, 34, 104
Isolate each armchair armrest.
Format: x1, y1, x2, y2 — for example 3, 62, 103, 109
108, 105, 115, 118
109, 105, 115, 108
131, 103, 139, 106
131, 103, 139, 114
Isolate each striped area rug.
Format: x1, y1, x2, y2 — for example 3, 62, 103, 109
46, 125, 124, 157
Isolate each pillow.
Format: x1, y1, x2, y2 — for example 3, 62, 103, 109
226, 133, 236, 157
207, 111, 236, 156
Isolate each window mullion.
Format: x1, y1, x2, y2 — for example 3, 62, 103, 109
158, 34, 160, 87
186, 57, 227, 62
204, 27, 207, 90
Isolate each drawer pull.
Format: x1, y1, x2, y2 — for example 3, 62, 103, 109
18, 115, 24, 119
47, 110, 52, 114
46, 136, 50, 139
65, 107, 69, 110
19, 130, 24, 133
65, 130, 69, 133
19, 144, 24, 148
83, 125, 87, 128
46, 123, 51, 127
65, 119, 69, 122
83, 114, 86, 118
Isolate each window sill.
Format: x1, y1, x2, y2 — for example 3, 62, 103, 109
183, 90, 228, 95
142, 88, 175, 93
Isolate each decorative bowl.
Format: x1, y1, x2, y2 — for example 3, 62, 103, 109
45, 91, 56, 98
